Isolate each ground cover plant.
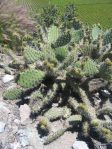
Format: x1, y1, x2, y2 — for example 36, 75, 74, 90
1, 3, 112, 148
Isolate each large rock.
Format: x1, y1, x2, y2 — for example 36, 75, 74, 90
19, 104, 31, 125
2, 75, 14, 83
72, 141, 89, 149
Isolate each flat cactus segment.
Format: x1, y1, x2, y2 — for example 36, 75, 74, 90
44, 127, 67, 145
3, 87, 23, 100
53, 32, 71, 48
71, 29, 84, 43
24, 47, 42, 64
42, 48, 57, 65
48, 25, 59, 44
92, 25, 102, 41
80, 44, 94, 56
17, 69, 45, 89
55, 47, 68, 62
44, 107, 71, 121
103, 29, 112, 45
99, 59, 112, 81
83, 58, 99, 76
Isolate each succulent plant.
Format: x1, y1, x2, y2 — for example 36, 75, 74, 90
82, 58, 99, 76
24, 46, 42, 64
44, 106, 71, 121
77, 103, 96, 121
38, 116, 50, 132
44, 127, 67, 145
55, 46, 68, 62
71, 29, 84, 43
3, 87, 23, 100
103, 29, 112, 45
99, 59, 112, 81
91, 120, 112, 143
91, 25, 102, 41
48, 25, 59, 44
44, 114, 82, 144
52, 31, 71, 48
17, 69, 45, 89
82, 122, 90, 137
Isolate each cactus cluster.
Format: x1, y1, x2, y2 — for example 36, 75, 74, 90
3, 4, 112, 146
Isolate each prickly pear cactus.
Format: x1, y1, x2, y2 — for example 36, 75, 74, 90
48, 25, 59, 44
83, 58, 99, 76
99, 59, 112, 81
55, 47, 68, 62
71, 29, 84, 43
3, 87, 23, 100
103, 29, 112, 45
92, 25, 102, 41
17, 69, 45, 89
24, 47, 42, 64
52, 32, 71, 48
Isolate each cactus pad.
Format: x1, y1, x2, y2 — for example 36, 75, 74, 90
17, 69, 45, 89
3, 87, 23, 100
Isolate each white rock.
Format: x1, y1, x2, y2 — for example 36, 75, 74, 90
19, 104, 31, 124
10, 142, 21, 149
2, 75, 14, 83
0, 121, 6, 133
0, 101, 10, 114
72, 141, 89, 149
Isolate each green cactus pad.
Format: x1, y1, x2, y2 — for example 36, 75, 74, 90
103, 29, 112, 45
92, 25, 102, 41
55, 47, 68, 62
48, 25, 59, 44
17, 69, 45, 89
3, 87, 23, 100
24, 47, 42, 64
83, 58, 99, 76
53, 32, 71, 48
71, 29, 84, 43
99, 59, 112, 81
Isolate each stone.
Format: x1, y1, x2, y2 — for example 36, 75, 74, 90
2, 75, 14, 83
19, 136, 29, 147
10, 142, 21, 149
18, 129, 30, 147
19, 104, 31, 124
0, 101, 10, 114
0, 122, 6, 133
72, 141, 89, 149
